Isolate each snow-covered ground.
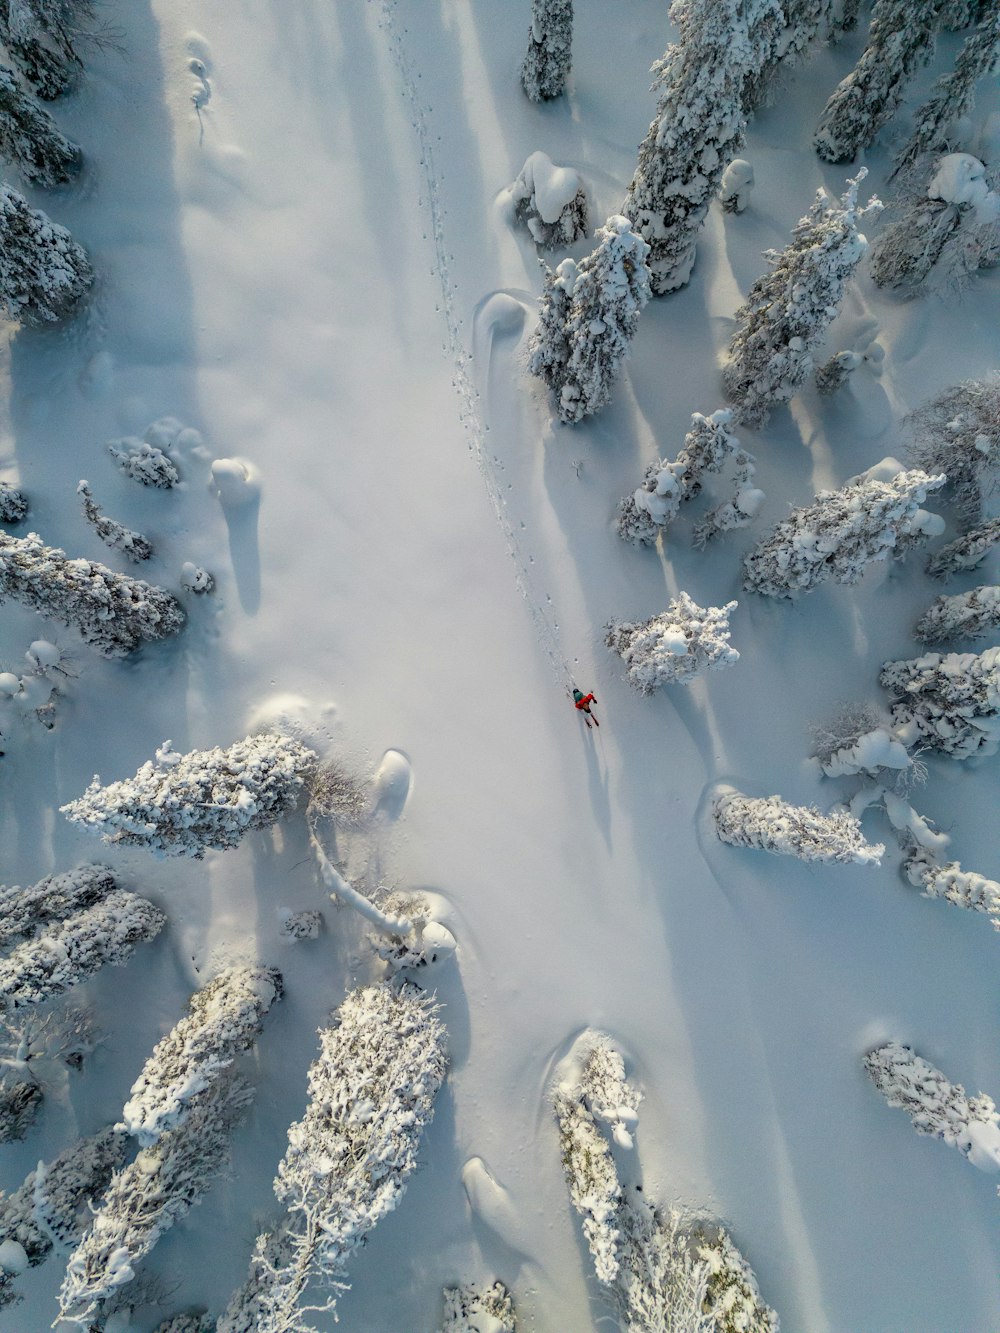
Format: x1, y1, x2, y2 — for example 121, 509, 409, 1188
2, 2, 1000, 1329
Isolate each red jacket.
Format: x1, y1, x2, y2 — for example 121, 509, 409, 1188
575, 692, 595, 710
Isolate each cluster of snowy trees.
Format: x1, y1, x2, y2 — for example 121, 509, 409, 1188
713, 786, 885, 865
605, 593, 739, 693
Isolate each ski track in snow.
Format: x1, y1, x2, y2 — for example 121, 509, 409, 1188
378, 0, 573, 692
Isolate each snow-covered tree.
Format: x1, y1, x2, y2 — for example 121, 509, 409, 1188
59, 1077, 253, 1325
552, 1066, 625, 1284
742, 467, 945, 598
0, 182, 91, 323
122, 966, 282, 1146
62, 732, 317, 858
440, 1283, 516, 1333
830, 0, 862, 37
107, 437, 180, 489
77, 481, 153, 563
871, 153, 1000, 293
0, 529, 184, 656
813, 0, 946, 162
748, 0, 836, 111
695, 1225, 781, 1333
905, 376, 1000, 524
0, 63, 78, 185
526, 256, 577, 400
0, 1073, 40, 1143
879, 646, 1000, 759
940, 0, 991, 31
0, 890, 165, 1011
0, 863, 115, 950
605, 593, 739, 693
180, 562, 214, 594
278, 910, 322, 942
713, 788, 885, 863
151, 1315, 216, 1333
723, 172, 882, 426
510, 150, 588, 248
815, 349, 862, 395
520, 0, 572, 101
865, 1041, 1000, 1172
892, 13, 1000, 179
0, 479, 26, 523
548, 216, 651, 424
926, 515, 1000, 579
623, 0, 752, 293
720, 157, 754, 213
0, 0, 99, 99
903, 844, 1000, 930
223, 982, 447, 1333
916, 584, 1000, 644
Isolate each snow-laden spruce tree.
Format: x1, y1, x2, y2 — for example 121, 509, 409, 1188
605, 593, 739, 693
520, 0, 572, 101
871, 153, 1000, 293
108, 437, 180, 488
905, 376, 1000, 524
551, 215, 651, 424
122, 965, 282, 1146
622, 0, 752, 293
0, 529, 184, 656
723, 172, 882, 426
713, 788, 885, 863
742, 467, 945, 598
736, 0, 784, 112
440, 1283, 516, 1333
0, 890, 165, 1011
746, 0, 836, 112
62, 732, 317, 858
59, 1076, 253, 1325
0, 478, 26, 522
0, 0, 95, 98
865, 1041, 1000, 1172
926, 516, 1000, 579
526, 256, 577, 400
77, 481, 153, 563
151, 1315, 216, 1333
0, 863, 115, 950
880, 646, 1000, 759
813, 0, 946, 162
892, 13, 1000, 179
510, 150, 588, 248
0, 1073, 41, 1144
0, 63, 79, 185
0, 183, 91, 323
220, 982, 447, 1333
903, 844, 1000, 930
916, 584, 1000, 644
941, 0, 991, 32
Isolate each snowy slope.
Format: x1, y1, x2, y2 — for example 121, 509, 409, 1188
1, 2, 999, 1330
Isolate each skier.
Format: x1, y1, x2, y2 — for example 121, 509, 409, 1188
572, 688, 599, 727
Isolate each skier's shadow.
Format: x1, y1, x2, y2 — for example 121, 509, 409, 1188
579, 722, 611, 850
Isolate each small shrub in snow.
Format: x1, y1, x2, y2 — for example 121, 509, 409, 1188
865, 1041, 1000, 1172
77, 481, 153, 563
0, 63, 80, 185
813, 718, 914, 790
720, 158, 755, 213
550, 215, 651, 424
0, 529, 184, 656
723, 172, 881, 426
0, 1073, 41, 1143
0, 0, 96, 99
0, 182, 92, 323
915, 585, 1000, 644
59, 1077, 253, 1324
62, 732, 317, 858
0, 480, 26, 523
0, 863, 115, 950
520, 0, 572, 101
742, 468, 945, 598
0, 890, 165, 1011
813, 0, 944, 163
511, 151, 587, 248
815, 349, 862, 396
122, 965, 282, 1146
904, 845, 1000, 930
180, 562, 213, 594
367, 890, 457, 973
905, 376, 1000, 524
306, 758, 370, 830
713, 789, 884, 864
226, 982, 447, 1332
926, 516, 1000, 579
278, 910, 322, 942
879, 646, 1000, 759
441, 1282, 516, 1333
605, 593, 739, 693
107, 438, 180, 488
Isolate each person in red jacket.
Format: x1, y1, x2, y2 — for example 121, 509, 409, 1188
572, 687, 599, 727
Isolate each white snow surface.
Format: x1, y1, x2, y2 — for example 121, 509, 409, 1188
1, 4, 999, 1331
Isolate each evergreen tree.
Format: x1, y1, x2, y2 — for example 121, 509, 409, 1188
0, 182, 91, 322
0, 0, 95, 99
905, 375, 1000, 524
738, 0, 785, 112
0, 1074, 41, 1144
742, 468, 945, 598
0, 529, 184, 656
0, 863, 115, 950
940, 0, 991, 30
441, 1283, 516, 1333
62, 732, 317, 858
526, 256, 577, 399
520, 0, 572, 102
605, 593, 739, 692
879, 645, 1000, 759
713, 788, 885, 863
0, 63, 79, 185
814, 0, 946, 162
557, 216, 650, 422
77, 481, 153, 563
510, 150, 588, 248
926, 516, 1000, 579
724, 172, 881, 426
108, 437, 180, 488
904, 845, 1000, 930
623, 0, 752, 294
749, 0, 835, 110
151, 1315, 216, 1333
0, 479, 26, 523
915, 584, 1000, 644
